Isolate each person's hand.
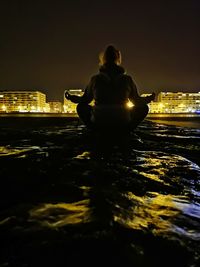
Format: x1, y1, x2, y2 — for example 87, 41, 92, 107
145, 92, 156, 103
150, 92, 156, 101
65, 90, 72, 100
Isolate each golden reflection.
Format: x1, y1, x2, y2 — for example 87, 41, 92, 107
0, 146, 32, 157
0, 146, 41, 157
141, 155, 177, 167
137, 153, 181, 185
114, 192, 179, 235
29, 200, 91, 228
74, 151, 91, 160
139, 171, 170, 186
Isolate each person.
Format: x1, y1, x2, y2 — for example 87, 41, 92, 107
65, 45, 155, 131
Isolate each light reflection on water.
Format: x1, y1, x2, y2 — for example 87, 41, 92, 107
0, 120, 200, 266
24, 149, 200, 243
148, 120, 200, 129
114, 193, 179, 233
27, 190, 200, 241
29, 200, 91, 227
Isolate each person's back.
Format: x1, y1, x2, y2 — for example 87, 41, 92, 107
65, 45, 155, 130
91, 63, 134, 125
93, 63, 129, 106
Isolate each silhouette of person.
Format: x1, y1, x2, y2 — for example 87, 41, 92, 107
65, 45, 155, 130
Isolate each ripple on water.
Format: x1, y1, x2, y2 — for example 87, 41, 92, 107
0, 145, 44, 158
21, 148, 200, 244
0, 122, 200, 267
29, 200, 91, 228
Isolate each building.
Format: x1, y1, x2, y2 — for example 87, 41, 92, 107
146, 92, 200, 113
63, 89, 84, 113
62, 90, 200, 114
48, 101, 63, 113
0, 91, 47, 112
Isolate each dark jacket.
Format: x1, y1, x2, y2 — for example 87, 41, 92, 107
70, 63, 152, 106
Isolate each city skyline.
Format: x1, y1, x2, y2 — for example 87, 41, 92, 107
0, 0, 200, 101
1, 90, 200, 114
1, 88, 200, 103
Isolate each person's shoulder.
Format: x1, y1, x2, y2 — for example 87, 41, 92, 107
88, 73, 100, 82
88, 73, 109, 85
90, 73, 103, 80
93, 72, 110, 81
118, 73, 133, 81
122, 72, 132, 78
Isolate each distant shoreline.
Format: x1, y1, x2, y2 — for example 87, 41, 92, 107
147, 114, 200, 128
0, 113, 200, 124
147, 113, 200, 121
0, 112, 200, 118
0, 112, 199, 129
0, 112, 78, 118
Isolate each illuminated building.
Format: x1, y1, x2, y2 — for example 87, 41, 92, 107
45, 103, 50, 113
62, 90, 200, 114
142, 92, 200, 113
0, 91, 47, 112
63, 89, 84, 113
48, 101, 63, 113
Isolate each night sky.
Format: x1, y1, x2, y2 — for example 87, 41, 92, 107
0, 0, 200, 101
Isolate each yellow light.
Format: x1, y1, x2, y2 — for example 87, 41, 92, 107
2, 105, 6, 111
178, 103, 185, 107
126, 101, 134, 108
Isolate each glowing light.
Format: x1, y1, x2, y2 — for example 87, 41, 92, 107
2, 105, 6, 111
126, 101, 134, 108
178, 103, 185, 108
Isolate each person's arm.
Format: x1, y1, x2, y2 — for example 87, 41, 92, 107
65, 91, 81, 103
128, 76, 155, 104
79, 77, 94, 104
65, 77, 95, 104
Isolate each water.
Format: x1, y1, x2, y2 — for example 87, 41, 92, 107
0, 118, 200, 267
147, 113, 200, 129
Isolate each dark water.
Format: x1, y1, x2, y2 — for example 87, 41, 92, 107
0, 118, 200, 267
147, 114, 200, 129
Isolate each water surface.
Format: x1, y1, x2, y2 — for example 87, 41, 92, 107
0, 119, 200, 267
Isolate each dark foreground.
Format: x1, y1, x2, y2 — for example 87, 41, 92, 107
0, 118, 200, 267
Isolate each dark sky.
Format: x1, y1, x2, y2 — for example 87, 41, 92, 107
0, 0, 200, 101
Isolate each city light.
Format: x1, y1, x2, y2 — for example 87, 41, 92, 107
2, 105, 6, 111
0, 91, 46, 113
147, 92, 200, 113
0, 90, 200, 114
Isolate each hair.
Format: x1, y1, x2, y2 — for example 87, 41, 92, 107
99, 45, 122, 66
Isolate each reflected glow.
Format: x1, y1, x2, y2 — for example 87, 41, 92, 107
74, 151, 92, 159
0, 146, 41, 157
139, 171, 170, 185
29, 200, 91, 228
114, 192, 179, 234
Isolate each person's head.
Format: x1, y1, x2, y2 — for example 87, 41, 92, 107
99, 45, 122, 66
